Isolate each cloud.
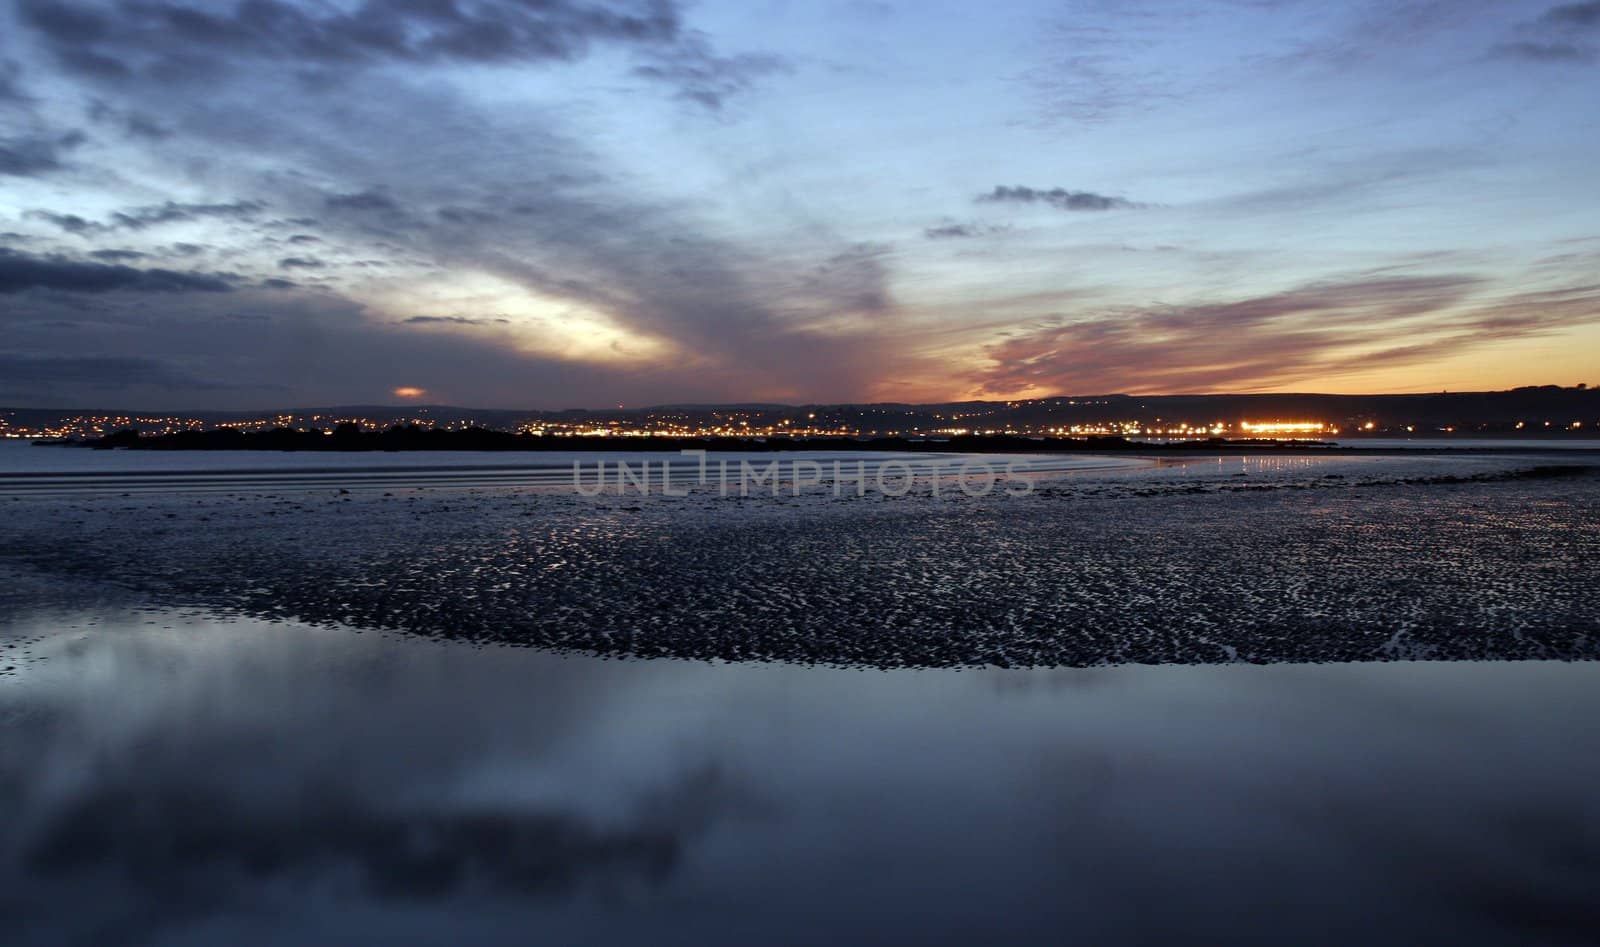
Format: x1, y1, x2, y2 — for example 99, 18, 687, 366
326, 190, 402, 213
0, 353, 221, 392
923, 221, 1008, 240
437, 206, 499, 224
1496, 40, 1595, 62
977, 185, 1140, 211
16, 0, 782, 110
278, 256, 325, 269
0, 274, 887, 409
111, 199, 267, 230
26, 201, 266, 235
0, 130, 85, 176
24, 209, 107, 235
2, 2, 911, 406
632, 32, 789, 110
1496, 2, 1600, 62
0, 248, 236, 294
17, 0, 683, 75
86, 99, 172, 139
1542, 1, 1600, 27
87, 248, 148, 261
1016, 10, 1194, 126
264, 81, 915, 401
970, 275, 1599, 395
403, 315, 513, 326
795, 243, 894, 315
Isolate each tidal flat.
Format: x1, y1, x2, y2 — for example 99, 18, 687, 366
1, 450, 1595, 667
3, 448, 1598, 945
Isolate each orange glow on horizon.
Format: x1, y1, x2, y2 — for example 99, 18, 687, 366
392, 386, 427, 399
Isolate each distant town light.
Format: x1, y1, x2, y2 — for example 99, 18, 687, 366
1239, 421, 1327, 435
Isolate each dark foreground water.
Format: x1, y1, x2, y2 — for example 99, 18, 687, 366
4, 611, 1600, 946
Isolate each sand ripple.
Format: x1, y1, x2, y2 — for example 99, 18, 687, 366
2, 454, 1596, 668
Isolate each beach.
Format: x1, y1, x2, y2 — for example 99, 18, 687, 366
2, 445, 1595, 667
3, 444, 1599, 945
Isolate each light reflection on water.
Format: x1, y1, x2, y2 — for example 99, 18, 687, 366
4, 613, 1599, 945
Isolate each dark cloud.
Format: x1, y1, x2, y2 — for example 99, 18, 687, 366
1542, 1, 1600, 27
28, 200, 265, 235
0, 248, 235, 294
632, 32, 789, 110
404, 315, 513, 325
0, 353, 219, 391
0, 275, 850, 408
797, 243, 894, 315
971, 275, 1598, 395
0, 130, 85, 176
1495, 41, 1595, 61
923, 221, 1008, 240
24, 209, 107, 235
977, 186, 1140, 211
111, 199, 266, 230
16, 0, 782, 109
1496, 2, 1600, 62
278, 256, 325, 269
2, 5, 901, 406
437, 206, 500, 224
18, 0, 682, 75
86, 99, 172, 138
87, 248, 148, 261
286, 233, 321, 244
264, 79, 910, 402
326, 189, 403, 213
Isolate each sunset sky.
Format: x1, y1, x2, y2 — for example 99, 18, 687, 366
2, 0, 1597, 409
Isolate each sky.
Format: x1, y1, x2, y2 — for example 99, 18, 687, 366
1, 0, 1597, 410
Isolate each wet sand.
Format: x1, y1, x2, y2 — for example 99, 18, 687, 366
2, 451, 1594, 668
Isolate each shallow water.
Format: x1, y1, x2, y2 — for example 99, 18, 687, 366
0, 442, 1141, 495
3, 611, 1599, 946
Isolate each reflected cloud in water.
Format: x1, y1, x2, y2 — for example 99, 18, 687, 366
4, 614, 1600, 945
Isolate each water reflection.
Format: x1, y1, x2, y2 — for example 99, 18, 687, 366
4, 613, 1599, 945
